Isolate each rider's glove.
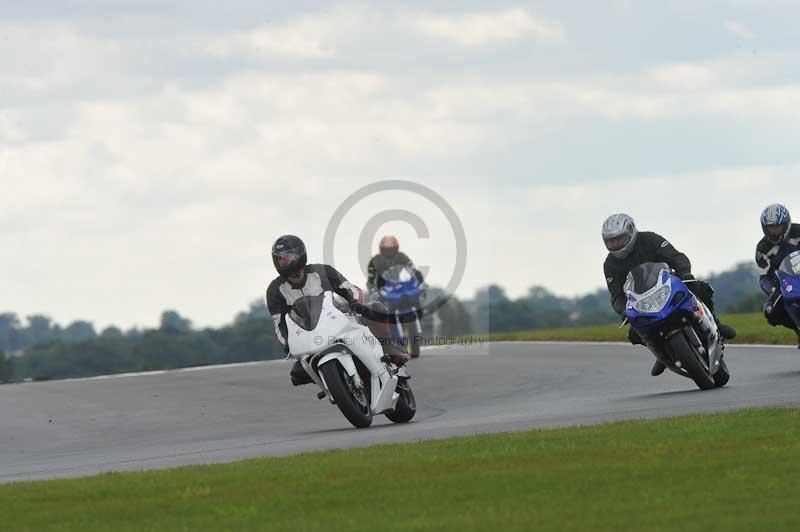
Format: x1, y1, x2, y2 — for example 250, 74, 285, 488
350, 302, 367, 315
680, 273, 696, 281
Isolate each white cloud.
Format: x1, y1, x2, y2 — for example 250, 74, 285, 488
202, 6, 565, 60
412, 8, 564, 46
491, 165, 800, 299
0, 113, 27, 143
0, 23, 126, 102
0, 67, 494, 328
204, 12, 351, 59
3, 3, 800, 329
648, 63, 717, 90
725, 20, 757, 40
424, 52, 800, 123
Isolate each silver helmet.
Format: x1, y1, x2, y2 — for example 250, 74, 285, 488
602, 214, 638, 259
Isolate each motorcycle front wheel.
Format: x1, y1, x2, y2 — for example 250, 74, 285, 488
713, 358, 730, 388
320, 361, 373, 428
402, 322, 421, 358
666, 331, 715, 390
385, 380, 416, 423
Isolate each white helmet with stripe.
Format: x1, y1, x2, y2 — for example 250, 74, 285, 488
760, 204, 792, 245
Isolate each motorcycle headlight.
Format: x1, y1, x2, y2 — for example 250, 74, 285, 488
633, 284, 672, 313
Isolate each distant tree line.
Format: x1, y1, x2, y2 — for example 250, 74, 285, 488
463, 284, 619, 334
0, 292, 472, 384
0, 302, 277, 383
461, 261, 765, 334
0, 262, 765, 384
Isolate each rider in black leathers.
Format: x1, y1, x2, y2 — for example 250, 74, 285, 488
267, 235, 408, 386
755, 204, 800, 347
366, 235, 425, 292
602, 214, 736, 376
368, 234, 425, 319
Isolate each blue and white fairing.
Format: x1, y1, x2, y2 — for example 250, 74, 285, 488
377, 264, 426, 344
624, 262, 726, 387
624, 263, 700, 337
378, 265, 425, 309
777, 250, 800, 301
776, 250, 800, 328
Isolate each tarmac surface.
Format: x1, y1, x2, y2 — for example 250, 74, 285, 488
1, 342, 798, 483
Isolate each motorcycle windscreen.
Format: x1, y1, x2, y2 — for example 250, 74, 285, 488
288, 295, 325, 331
381, 265, 416, 284
778, 251, 800, 277
625, 262, 671, 295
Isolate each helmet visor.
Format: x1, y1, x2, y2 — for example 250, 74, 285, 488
380, 247, 398, 259
766, 224, 787, 237
604, 234, 631, 252
273, 248, 303, 268
765, 224, 788, 244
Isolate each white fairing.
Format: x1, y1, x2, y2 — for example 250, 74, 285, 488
286, 292, 399, 415
287, 292, 353, 356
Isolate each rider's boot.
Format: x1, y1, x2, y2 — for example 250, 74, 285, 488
796, 329, 800, 349
629, 328, 664, 375
644, 339, 666, 376
716, 320, 737, 340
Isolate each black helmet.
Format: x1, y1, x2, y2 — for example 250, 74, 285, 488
272, 235, 307, 278
760, 204, 792, 245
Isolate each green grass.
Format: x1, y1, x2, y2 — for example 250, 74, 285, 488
485, 313, 799, 345
2, 408, 799, 531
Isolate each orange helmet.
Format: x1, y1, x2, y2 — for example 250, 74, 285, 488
379, 235, 399, 259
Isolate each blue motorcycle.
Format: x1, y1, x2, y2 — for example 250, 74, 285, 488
376, 265, 426, 358
624, 262, 729, 390
775, 250, 800, 330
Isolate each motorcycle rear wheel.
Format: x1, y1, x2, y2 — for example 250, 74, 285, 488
666, 331, 715, 390
320, 361, 373, 428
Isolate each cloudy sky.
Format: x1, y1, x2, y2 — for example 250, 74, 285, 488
3, 1, 800, 329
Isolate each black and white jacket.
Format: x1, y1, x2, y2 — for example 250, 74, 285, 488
266, 264, 360, 346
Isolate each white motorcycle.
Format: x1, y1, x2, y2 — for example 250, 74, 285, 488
286, 291, 416, 428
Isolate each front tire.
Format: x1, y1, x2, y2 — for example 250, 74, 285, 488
666, 331, 715, 390
410, 340, 421, 358
403, 323, 421, 358
385, 380, 416, 423
713, 358, 730, 388
320, 361, 373, 428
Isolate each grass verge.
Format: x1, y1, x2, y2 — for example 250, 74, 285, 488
485, 313, 798, 345
1, 407, 799, 531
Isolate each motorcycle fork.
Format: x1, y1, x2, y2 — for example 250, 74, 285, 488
300, 356, 330, 399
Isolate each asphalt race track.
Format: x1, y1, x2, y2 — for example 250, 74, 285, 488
1, 342, 798, 483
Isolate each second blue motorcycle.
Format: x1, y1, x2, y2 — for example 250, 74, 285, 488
376, 265, 426, 358
775, 250, 800, 331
